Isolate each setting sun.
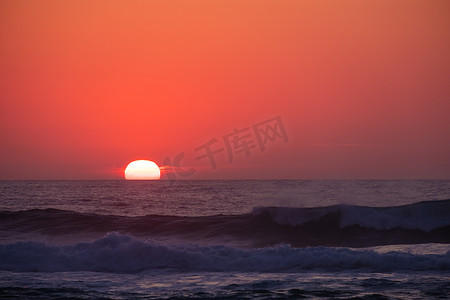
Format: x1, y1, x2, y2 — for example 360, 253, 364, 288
124, 160, 161, 180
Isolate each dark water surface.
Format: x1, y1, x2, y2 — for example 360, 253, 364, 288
1, 180, 449, 299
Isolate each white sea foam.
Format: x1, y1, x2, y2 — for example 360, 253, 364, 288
0, 233, 448, 273
254, 200, 450, 231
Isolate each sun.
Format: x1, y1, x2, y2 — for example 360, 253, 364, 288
124, 160, 161, 180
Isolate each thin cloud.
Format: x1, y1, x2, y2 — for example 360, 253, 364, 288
315, 143, 378, 148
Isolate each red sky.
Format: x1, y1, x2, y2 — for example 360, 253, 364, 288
1, 0, 449, 180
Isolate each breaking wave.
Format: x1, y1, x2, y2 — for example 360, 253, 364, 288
1, 199, 449, 247
0, 233, 449, 273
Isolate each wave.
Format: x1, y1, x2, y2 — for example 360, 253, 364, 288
1, 200, 449, 247
0, 233, 449, 273
255, 199, 450, 231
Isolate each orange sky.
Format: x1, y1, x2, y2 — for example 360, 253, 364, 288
1, 0, 449, 180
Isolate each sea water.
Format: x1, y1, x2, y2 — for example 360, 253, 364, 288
0, 180, 449, 299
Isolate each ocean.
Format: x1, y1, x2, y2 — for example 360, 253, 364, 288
0, 180, 449, 299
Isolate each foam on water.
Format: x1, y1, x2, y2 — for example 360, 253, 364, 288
1, 233, 449, 273
254, 199, 450, 231
1, 199, 449, 248
1, 181, 450, 299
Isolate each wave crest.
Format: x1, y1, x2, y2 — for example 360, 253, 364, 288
253, 199, 450, 231
1, 199, 450, 247
1, 233, 449, 273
